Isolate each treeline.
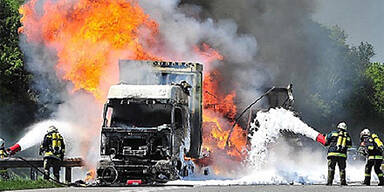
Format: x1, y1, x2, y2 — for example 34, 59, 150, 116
0, 0, 37, 139
297, 25, 384, 139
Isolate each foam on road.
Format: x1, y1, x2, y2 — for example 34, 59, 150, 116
10, 185, 384, 192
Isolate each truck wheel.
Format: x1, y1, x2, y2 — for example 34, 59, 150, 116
100, 166, 118, 184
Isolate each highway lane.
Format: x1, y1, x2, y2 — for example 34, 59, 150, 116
12, 184, 384, 192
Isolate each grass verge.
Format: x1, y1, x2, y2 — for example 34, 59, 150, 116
0, 178, 62, 191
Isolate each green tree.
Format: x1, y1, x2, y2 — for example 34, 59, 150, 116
300, 25, 380, 134
0, 0, 37, 138
366, 62, 384, 113
0, 0, 31, 102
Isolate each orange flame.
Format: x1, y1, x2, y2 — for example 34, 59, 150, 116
85, 169, 96, 183
202, 71, 247, 161
19, 0, 247, 175
20, 0, 161, 99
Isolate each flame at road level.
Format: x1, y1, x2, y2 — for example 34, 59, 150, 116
19, 0, 247, 174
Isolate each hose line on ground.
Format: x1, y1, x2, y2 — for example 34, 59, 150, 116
14, 156, 73, 186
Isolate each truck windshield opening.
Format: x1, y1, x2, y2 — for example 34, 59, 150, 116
107, 102, 172, 127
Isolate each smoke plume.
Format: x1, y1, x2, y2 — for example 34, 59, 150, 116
16, 0, 260, 169
15, 0, 374, 180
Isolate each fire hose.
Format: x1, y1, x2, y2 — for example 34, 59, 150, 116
5, 144, 91, 186
223, 86, 326, 148
12, 156, 73, 186
225, 87, 275, 148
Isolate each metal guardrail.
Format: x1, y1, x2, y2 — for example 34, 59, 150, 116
0, 157, 83, 183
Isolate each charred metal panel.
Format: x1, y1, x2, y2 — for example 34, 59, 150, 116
266, 84, 294, 110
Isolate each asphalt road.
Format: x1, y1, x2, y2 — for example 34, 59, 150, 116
12, 184, 384, 192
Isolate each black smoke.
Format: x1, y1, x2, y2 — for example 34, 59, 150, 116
179, 0, 384, 143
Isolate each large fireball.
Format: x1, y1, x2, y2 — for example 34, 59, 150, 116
19, 0, 247, 174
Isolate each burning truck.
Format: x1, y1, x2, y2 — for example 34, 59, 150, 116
96, 61, 203, 184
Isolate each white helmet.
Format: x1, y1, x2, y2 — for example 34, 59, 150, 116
47, 125, 58, 133
360, 128, 371, 138
337, 122, 347, 130
0, 138, 4, 147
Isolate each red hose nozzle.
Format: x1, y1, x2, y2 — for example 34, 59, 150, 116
316, 134, 326, 145
8, 144, 21, 155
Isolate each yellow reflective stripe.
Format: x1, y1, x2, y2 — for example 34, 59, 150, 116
365, 173, 371, 176
378, 173, 384, 177
341, 136, 347, 148
52, 133, 58, 149
44, 151, 60, 158
331, 133, 338, 136
337, 133, 343, 146
368, 155, 383, 160
374, 138, 383, 148
0, 150, 7, 159
328, 152, 347, 158
368, 146, 374, 150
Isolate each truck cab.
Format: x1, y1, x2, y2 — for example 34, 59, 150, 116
97, 84, 191, 184
97, 61, 202, 184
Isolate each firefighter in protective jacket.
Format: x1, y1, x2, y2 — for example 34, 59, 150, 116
358, 128, 384, 186
39, 126, 65, 180
0, 138, 9, 180
324, 122, 352, 186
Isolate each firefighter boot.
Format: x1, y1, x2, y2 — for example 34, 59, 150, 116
44, 170, 50, 180
378, 176, 384, 186
326, 170, 334, 186
363, 176, 371, 186
340, 170, 347, 186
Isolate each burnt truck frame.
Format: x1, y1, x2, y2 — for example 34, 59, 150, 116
97, 61, 203, 184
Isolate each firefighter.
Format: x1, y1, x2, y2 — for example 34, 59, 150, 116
39, 126, 65, 181
178, 80, 192, 95
358, 128, 384, 186
324, 122, 352, 186
0, 138, 9, 180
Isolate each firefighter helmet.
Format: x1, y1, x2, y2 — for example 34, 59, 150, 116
337, 122, 347, 130
360, 128, 371, 138
0, 138, 4, 147
47, 125, 58, 133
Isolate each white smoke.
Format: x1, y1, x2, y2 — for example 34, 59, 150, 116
139, 0, 258, 69
17, 0, 367, 184
15, 92, 102, 169
17, 0, 261, 166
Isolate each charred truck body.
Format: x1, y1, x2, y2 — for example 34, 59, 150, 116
97, 61, 203, 184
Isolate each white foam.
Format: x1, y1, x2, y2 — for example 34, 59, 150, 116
171, 108, 365, 185
247, 108, 321, 169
